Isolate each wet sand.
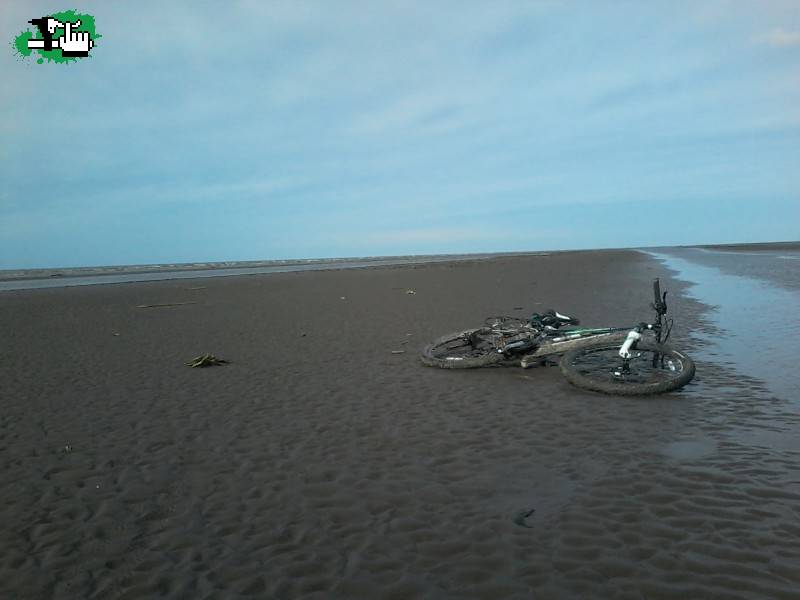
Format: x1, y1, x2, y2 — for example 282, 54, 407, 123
647, 248, 800, 404
2, 250, 799, 599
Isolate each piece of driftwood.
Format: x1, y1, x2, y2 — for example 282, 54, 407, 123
186, 353, 229, 368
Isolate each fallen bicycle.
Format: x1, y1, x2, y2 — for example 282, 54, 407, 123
421, 278, 695, 395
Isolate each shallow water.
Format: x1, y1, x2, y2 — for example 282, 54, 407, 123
646, 248, 799, 405
0, 261, 409, 291
0, 254, 515, 292
688, 247, 800, 291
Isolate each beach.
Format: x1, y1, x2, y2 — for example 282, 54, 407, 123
2, 249, 799, 599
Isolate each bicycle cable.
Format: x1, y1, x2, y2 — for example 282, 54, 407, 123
662, 318, 674, 344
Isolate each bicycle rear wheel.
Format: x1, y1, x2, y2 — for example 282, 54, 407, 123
559, 340, 695, 395
420, 328, 506, 369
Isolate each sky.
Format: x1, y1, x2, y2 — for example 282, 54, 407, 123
1, 0, 799, 268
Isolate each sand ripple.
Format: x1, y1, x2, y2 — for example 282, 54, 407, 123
2, 252, 799, 598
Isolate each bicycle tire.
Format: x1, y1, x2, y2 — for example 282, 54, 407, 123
559, 340, 695, 395
420, 328, 506, 369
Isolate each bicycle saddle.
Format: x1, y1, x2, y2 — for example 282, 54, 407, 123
529, 309, 580, 330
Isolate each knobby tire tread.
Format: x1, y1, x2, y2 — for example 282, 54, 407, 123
420, 328, 506, 369
559, 340, 695, 395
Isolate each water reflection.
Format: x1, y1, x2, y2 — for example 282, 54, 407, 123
646, 249, 800, 405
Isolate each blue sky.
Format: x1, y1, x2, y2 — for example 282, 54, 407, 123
2, 1, 799, 268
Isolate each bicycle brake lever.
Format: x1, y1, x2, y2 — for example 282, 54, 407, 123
652, 291, 668, 315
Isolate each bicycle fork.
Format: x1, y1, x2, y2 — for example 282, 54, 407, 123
615, 323, 664, 378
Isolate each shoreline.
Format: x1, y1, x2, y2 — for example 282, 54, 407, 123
3, 241, 796, 291
692, 240, 800, 252
0, 252, 551, 291
0, 251, 546, 283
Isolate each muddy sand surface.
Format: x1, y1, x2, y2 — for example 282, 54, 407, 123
2, 250, 798, 599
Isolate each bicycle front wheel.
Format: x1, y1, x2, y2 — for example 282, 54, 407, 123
420, 328, 506, 369
559, 341, 695, 395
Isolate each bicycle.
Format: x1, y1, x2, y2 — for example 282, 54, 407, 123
420, 278, 695, 395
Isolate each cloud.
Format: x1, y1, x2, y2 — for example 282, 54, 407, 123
755, 28, 800, 47
354, 225, 558, 250
347, 92, 466, 137
3, 1, 800, 267
362, 227, 494, 245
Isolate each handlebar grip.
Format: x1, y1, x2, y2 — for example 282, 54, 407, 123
653, 278, 662, 307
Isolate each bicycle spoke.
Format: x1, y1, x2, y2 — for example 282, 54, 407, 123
569, 346, 685, 386
431, 332, 497, 360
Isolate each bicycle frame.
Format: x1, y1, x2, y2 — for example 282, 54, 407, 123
421, 277, 693, 392
516, 327, 629, 367
518, 278, 671, 368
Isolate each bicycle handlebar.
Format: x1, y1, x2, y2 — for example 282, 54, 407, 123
652, 278, 668, 317
653, 279, 661, 307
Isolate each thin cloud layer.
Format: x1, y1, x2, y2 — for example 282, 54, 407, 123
755, 27, 800, 47
1, 1, 799, 268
